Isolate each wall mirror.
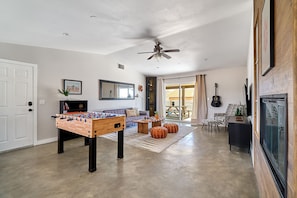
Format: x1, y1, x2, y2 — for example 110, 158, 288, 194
99, 80, 135, 100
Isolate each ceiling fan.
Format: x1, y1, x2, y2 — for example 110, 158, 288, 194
138, 40, 180, 60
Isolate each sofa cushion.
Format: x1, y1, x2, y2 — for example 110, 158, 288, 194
139, 110, 147, 116
102, 108, 149, 128
126, 109, 137, 117
103, 109, 126, 115
132, 108, 140, 116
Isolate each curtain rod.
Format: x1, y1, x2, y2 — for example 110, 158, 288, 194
158, 74, 206, 80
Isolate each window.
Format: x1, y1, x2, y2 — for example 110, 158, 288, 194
165, 84, 194, 121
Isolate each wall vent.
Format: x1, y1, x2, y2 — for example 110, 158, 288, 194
118, 64, 125, 70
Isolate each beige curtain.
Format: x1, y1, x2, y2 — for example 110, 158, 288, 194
191, 74, 208, 125
157, 78, 165, 118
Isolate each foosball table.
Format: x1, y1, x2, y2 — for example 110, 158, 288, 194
55, 112, 126, 172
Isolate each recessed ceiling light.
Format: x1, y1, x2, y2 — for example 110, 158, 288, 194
90, 15, 97, 18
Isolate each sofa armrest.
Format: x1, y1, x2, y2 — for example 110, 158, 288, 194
139, 110, 149, 116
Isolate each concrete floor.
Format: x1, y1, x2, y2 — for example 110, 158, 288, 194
0, 124, 259, 198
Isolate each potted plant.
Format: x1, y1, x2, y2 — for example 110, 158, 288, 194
58, 89, 69, 99
154, 111, 159, 120
235, 108, 243, 121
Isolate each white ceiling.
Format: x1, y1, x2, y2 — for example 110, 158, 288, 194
0, 0, 252, 76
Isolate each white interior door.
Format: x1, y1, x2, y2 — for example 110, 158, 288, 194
0, 60, 35, 152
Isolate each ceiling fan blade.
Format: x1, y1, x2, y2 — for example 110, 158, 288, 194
162, 53, 171, 59
163, 49, 180, 53
137, 51, 154, 54
147, 54, 155, 60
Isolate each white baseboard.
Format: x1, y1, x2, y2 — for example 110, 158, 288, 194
35, 137, 57, 146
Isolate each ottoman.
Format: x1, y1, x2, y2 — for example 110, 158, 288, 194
163, 123, 179, 133
150, 126, 168, 139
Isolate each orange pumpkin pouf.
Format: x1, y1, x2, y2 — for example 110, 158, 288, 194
150, 126, 168, 139
163, 123, 179, 133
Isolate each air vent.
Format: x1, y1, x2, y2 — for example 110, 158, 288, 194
118, 64, 125, 70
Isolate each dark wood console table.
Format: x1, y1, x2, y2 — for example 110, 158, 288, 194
228, 116, 252, 152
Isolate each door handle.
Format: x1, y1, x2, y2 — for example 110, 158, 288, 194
28, 101, 33, 106
28, 109, 33, 112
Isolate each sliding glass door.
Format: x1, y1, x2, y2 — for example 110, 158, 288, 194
165, 83, 194, 121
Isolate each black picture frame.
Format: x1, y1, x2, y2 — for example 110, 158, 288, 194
261, 0, 274, 76
63, 79, 82, 95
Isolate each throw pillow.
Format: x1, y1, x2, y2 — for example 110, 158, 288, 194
126, 109, 137, 117
132, 108, 140, 116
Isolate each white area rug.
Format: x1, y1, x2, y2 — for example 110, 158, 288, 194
100, 125, 196, 153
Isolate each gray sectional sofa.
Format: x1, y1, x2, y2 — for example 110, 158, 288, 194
102, 108, 149, 127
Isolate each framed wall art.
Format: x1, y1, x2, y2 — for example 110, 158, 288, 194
64, 79, 82, 95
261, 0, 274, 76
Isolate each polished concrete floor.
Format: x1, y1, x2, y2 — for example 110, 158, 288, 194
0, 124, 259, 198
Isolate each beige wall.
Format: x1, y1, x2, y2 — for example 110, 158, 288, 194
0, 42, 146, 143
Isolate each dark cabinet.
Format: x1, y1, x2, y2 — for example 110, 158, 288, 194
228, 116, 252, 152
58, 100, 88, 144
59, 100, 88, 113
146, 77, 157, 116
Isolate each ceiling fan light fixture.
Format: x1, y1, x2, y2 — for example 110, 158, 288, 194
138, 40, 180, 60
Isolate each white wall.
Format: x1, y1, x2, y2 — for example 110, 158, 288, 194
159, 66, 247, 119
203, 67, 247, 118
0, 42, 145, 142
246, 7, 254, 165
0, 42, 248, 143
203, 66, 247, 118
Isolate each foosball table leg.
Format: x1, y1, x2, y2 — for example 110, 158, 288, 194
84, 137, 89, 145
89, 137, 97, 172
118, 130, 124, 158
58, 129, 64, 153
